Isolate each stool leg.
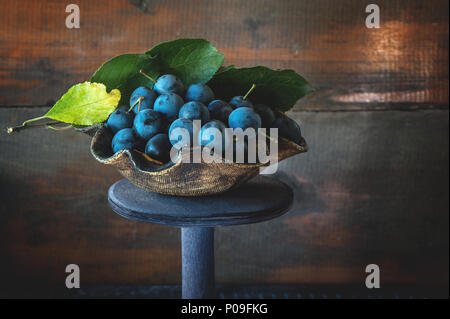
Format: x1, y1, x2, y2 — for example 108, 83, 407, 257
181, 227, 215, 299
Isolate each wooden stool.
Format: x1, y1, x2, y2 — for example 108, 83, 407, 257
108, 175, 293, 299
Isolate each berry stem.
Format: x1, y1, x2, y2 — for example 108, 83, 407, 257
259, 130, 277, 143
139, 69, 156, 83
243, 84, 256, 100
134, 149, 164, 165
128, 96, 144, 113
47, 124, 73, 131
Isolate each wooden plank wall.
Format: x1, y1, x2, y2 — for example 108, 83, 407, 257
0, 0, 448, 294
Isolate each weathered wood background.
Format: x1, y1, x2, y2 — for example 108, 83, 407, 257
0, 0, 448, 294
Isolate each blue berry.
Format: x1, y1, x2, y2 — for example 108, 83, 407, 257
229, 96, 253, 109
254, 104, 276, 128
179, 101, 210, 123
154, 74, 184, 96
273, 115, 302, 145
169, 118, 199, 149
145, 133, 172, 163
106, 106, 134, 133
111, 128, 141, 153
153, 93, 184, 122
208, 100, 233, 124
129, 87, 157, 114
198, 120, 229, 151
185, 83, 215, 104
228, 107, 261, 131
133, 109, 165, 140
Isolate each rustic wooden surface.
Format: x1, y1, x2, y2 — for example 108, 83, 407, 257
0, 0, 448, 111
0, 108, 448, 290
0, 0, 448, 295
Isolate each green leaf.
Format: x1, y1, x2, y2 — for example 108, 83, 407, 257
90, 53, 158, 104
7, 82, 121, 133
215, 65, 235, 75
146, 38, 225, 85
208, 66, 313, 112
90, 39, 224, 105
45, 82, 120, 125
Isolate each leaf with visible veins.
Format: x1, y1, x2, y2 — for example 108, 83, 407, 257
208, 66, 313, 112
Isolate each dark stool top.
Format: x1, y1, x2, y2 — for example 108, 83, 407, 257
108, 176, 293, 227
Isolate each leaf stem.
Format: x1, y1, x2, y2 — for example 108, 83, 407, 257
243, 84, 256, 100
22, 116, 47, 126
139, 69, 156, 83
6, 118, 62, 134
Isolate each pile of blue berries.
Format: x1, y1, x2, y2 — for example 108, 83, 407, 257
106, 72, 302, 163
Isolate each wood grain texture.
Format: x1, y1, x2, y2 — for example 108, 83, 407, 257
0, 0, 448, 296
0, 108, 447, 291
0, 0, 448, 110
